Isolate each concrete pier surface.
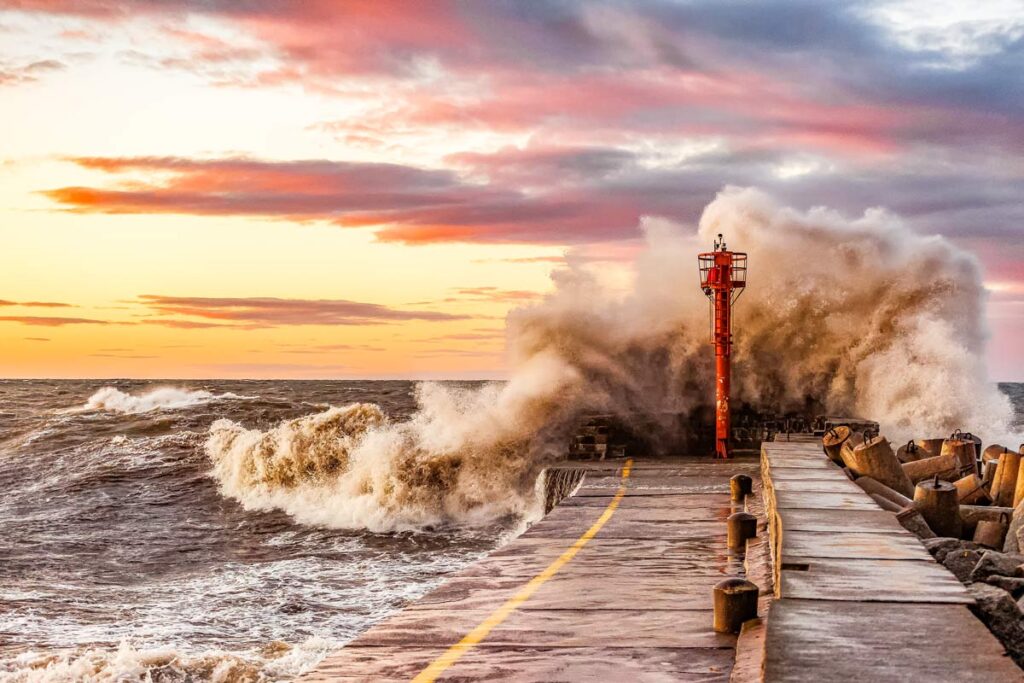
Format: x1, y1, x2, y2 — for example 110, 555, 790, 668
761, 441, 1021, 682
302, 456, 760, 682
303, 444, 1024, 681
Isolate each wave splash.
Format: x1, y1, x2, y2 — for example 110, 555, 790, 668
81, 386, 249, 414
205, 187, 1017, 532
207, 358, 576, 532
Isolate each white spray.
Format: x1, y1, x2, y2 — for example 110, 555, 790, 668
80, 386, 250, 414
205, 187, 1017, 531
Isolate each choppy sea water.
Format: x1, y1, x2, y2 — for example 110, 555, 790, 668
1, 379, 1022, 682
0, 380, 507, 682
1001, 383, 1024, 431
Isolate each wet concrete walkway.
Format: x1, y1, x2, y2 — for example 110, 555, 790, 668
302, 456, 760, 682
761, 441, 1021, 682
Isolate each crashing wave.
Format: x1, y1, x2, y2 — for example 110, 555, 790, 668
80, 386, 250, 414
205, 187, 1018, 532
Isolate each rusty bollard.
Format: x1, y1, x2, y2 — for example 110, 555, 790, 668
727, 511, 757, 551
822, 426, 850, 465
913, 476, 962, 539
730, 474, 753, 502
713, 578, 759, 633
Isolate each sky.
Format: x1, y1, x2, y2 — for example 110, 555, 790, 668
0, 0, 1021, 380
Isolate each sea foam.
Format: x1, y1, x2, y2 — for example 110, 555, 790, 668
81, 386, 249, 414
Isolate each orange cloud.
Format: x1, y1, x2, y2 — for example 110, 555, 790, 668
137, 294, 467, 326
0, 315, 108, 326
0, 299, 73, 307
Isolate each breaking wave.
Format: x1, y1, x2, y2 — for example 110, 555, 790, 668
206, 187, 1018, 531
0, 637, 334, 682
81, 386, 250, 414
207, 362, 573, 532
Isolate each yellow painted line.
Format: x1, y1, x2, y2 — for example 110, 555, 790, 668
411, 458, 634, 683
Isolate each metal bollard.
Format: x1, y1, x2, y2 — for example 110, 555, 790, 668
730, 474, 753, 502
713, 578, 759, 633
727, 511, 757, 551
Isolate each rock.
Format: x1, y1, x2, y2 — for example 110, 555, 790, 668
923, 537, 976, 563
970, 550, 1024, 583
985, 575, 1024, 599
968, 583, 1024, 667
943, 548, 983, 583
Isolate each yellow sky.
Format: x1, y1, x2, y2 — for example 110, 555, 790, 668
0, 15, 573, 378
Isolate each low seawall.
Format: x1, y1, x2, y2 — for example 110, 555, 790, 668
541, 466, 587, 514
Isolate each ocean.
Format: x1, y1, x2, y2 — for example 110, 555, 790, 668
1, 379, 1022, 681
0, 380, 510, 681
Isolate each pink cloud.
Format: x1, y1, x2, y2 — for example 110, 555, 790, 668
43, 155, 655, 244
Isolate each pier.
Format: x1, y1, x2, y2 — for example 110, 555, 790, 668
303, 456, 760, 681
303, 442, 1022, 681
761, 440, 1019, 681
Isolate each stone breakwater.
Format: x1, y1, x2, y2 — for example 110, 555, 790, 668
819, 427, 1024, 668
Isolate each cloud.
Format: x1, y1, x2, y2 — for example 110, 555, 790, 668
0, 299, 73, 307
274, 343, 388, 354
473, 255, 567, 264
413, 329, 506, 343
192, 362, 353, 378
450, 287, 542, 303
43, 154, 657, 243
42, 141, 1024, 250
0, 315, 108, 326
0, 58, 65, 86
9, 1, 1022, 127
411, 348, 502, 358
136, 294, 466, 326
22, 300, 73, 307
139, 318, 236, 329
17, 1, 1022, 158
8, 1, 1024, 289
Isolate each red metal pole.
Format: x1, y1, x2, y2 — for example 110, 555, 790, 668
713, 253, 733, 459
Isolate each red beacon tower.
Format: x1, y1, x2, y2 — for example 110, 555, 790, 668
698, 234, 747, 459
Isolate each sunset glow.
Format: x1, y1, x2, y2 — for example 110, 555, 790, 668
2, 1, 1022, 379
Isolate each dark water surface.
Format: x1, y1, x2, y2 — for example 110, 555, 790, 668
1, 380, 1022, 680
0, 380, 503, 680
